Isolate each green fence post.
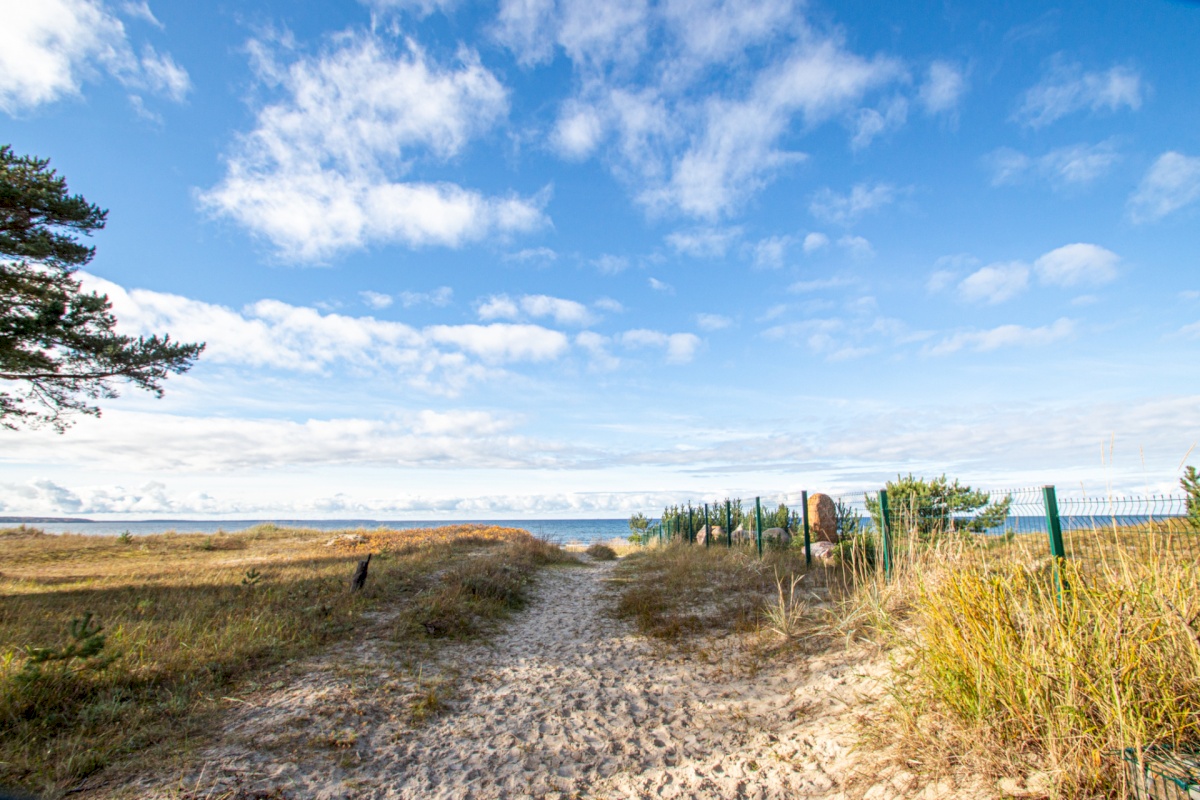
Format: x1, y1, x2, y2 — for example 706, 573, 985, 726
801, 490, 811, 567
703, 503, 711, 548
687, 506, 694, 545
755, 497, 764, 558
878, 489, 893, 581
725, 500, 733, 548
1042, 485, 1069, 604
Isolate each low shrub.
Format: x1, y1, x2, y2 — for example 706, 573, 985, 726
586, 543, 617, 560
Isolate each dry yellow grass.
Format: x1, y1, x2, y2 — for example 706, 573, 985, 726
610, 542, 827, 640
840, 524, 1200, 798
0, 523, 571, 797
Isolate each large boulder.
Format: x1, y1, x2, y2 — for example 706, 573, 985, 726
731, 524, 749, 543
807, 493, 839, 543
696, 525, 725, 545
762, 527, 792, 547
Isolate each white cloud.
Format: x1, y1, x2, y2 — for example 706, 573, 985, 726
575, 330, 621, 370
477, 293, 597, 326
1033, 243, 1120, 287
696, 313, 732, 331
957, 262, 1030, 304
504, 2, 900, 220
927, 269, 957, 293
946, 244, 1119, 303
986, 148, 1031, 186
760, 317, 877, 361
1128, 151, 1200, 224
399, 286, 453, 307
648, 42, 902, 218
919, 61, 966, 115
988, 141, 1120, 187
199, 33, 546, 261
0, 0, 189, 114
661, 0, 797, 71
503, 247, 558, 266
363, 0, 459, 17
809, 183, 896, 226
667, 226, 741, 258
84, 273, 567, 395
477, 294, 522, 320
850, 97, 907, 151
594, 297, 624, 313
618, 329, 702, 363
928, 318, 1074, 355
552, 101, 606, 159
0, 409, 581, 474
648, 277, 674, 294
119, 1, 161, 26
787, 275, 853, 293
753, 235, 792, 268
1015, 60, 1143, 128
137, 46, 189, 102
558, 0, 650, 69
425, 324, 569, 362
593, 254, 630, 274
838, 235, 873, 259
491, 0, 557, 67
519, 294, 597, 326
802, 232, 829, 254
360, 290, 394, 309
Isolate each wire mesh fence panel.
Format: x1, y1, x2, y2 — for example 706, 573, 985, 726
974, 486, 1054, 571
1054, 494, 1199, 573
1123, 746, 1200, 800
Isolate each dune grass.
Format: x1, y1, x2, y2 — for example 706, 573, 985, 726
610, 542, 826, 640
585, 542, 617, 561
828, 522, 1200, 799
0, 523, 574, 797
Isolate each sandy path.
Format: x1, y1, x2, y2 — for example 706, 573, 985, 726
114, 557, 976, 800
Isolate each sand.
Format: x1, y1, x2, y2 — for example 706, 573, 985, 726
105, 555, 993, 800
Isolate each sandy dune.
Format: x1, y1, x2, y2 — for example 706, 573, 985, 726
109, 556, 987, 799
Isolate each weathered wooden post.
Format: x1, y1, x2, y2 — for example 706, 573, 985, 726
351, 552, 371, 592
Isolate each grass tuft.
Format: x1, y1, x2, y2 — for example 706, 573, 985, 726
851, 526, 1200, 798
610, 543, 827, 640
585, 543, 618, 561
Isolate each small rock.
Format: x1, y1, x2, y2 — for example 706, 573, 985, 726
806, 541, 837, 561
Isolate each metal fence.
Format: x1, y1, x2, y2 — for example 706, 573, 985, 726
639, 484, 1199, 583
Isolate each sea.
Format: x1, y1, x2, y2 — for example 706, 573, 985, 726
2, 518, 635, 546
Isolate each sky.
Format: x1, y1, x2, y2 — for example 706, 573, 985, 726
1, 0, 1199, 519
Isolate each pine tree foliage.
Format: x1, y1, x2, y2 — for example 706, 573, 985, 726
1181, 465, 1200, 529
866, 473, 1012, 538
1, 145, 204, 430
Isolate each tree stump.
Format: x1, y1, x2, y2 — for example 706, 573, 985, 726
351, 553, 371, 592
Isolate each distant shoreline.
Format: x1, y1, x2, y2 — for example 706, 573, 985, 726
0, 516, 626, 524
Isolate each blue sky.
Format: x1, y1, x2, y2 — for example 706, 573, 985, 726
2, 0, 1199, 518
